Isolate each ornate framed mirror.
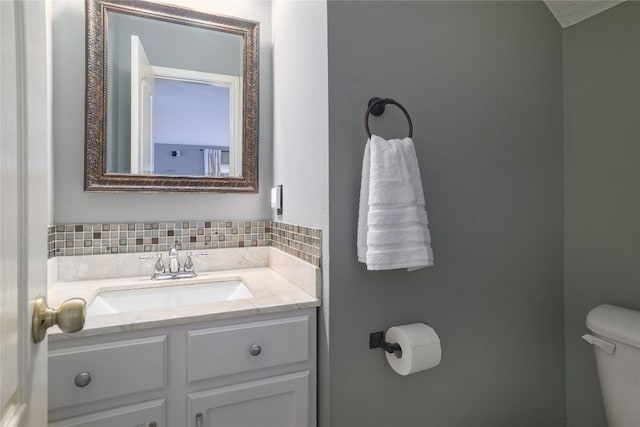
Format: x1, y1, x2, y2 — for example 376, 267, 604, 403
85, 0, 259, 192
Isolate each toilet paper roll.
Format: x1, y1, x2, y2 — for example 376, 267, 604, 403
385, 323, 441, 376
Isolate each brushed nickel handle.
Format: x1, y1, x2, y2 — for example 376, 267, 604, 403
249, 343, 262, 356
74, 371, 91, 387
32, 296, 86, 343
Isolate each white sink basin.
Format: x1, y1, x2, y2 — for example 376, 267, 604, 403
87, 279, 254, 316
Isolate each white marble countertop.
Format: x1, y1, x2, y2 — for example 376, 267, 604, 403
48, 265, 320, 342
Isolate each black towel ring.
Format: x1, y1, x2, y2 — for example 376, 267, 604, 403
364, 97, 413, 139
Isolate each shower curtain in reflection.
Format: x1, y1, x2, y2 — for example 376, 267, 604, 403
203, 148, 222, 176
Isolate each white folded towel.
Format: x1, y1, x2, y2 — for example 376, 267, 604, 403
357, 134, 434, 271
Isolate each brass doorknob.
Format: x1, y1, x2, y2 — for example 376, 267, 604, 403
32, 296, 86, 343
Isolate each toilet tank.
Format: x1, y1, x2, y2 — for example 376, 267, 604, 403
585, 304, 640, 427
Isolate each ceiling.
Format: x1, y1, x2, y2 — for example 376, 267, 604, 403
544, 0, 626, 27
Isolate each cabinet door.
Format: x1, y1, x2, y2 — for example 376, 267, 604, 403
187, 371, 309, 427
49, 399, 165, 427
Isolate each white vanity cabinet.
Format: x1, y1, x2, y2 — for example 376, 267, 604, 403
48, 309, 317, 427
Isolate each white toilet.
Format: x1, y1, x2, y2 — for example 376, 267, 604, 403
583, 304, 640, 427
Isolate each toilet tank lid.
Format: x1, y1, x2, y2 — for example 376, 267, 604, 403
586, 304, 640, 349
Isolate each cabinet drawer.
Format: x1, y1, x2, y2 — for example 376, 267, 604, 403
49, 398, 165, 427
49, 336, 167, 410
188, 315, 309, 382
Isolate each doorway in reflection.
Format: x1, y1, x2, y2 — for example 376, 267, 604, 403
153, 78, 231, 176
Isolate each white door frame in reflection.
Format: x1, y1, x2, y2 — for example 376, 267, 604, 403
130, 59, 242, 176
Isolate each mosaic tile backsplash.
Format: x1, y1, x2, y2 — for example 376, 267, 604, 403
270, 221, 322, 267
48, 220, 321, 267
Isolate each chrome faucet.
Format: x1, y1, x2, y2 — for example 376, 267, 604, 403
139, 248, 207, 280
168, 247, 180, 273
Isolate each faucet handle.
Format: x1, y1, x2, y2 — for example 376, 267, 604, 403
184, 252, 194, 272
139, 253, 165, 275
169, 247, 179, 256
154, 256, 165, 273
183, 252, 208, 272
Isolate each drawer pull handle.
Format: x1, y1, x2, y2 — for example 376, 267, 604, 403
74, 371, 91, 387
249, 343, 262, 356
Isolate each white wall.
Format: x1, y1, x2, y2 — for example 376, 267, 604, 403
271, 1, 329, 424
272, 0, 329, 229
52, 0, 272, 223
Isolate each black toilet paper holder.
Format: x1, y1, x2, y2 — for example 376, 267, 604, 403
369, 331, 401, 355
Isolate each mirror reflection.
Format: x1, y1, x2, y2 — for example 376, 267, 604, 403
105, 10, 243, 177
85, 0, 259, 192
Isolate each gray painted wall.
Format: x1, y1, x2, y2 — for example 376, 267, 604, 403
327, 2, 564, 426
52, 0, 271, 223
564, 2, 640, 426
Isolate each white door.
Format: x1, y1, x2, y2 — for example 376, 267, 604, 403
130, 35, 155, 175
0, 1, 51, 426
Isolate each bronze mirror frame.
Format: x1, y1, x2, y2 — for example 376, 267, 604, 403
85, 0, 259, 192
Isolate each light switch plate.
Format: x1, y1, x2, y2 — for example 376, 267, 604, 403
271, 185, 283, 215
